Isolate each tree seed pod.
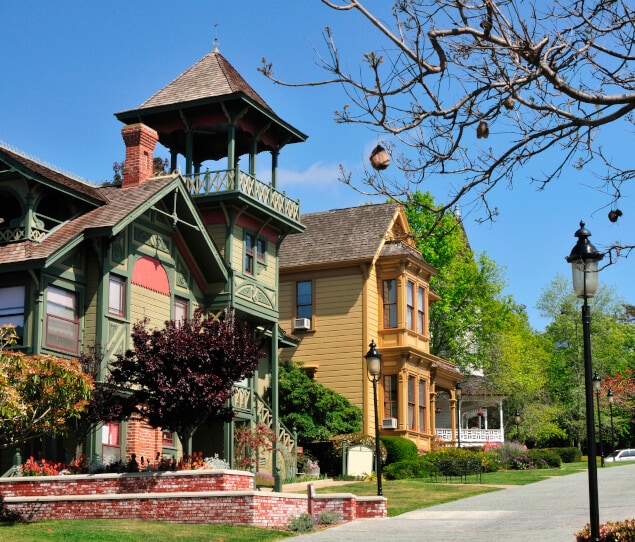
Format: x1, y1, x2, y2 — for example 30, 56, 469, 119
503, 96, 514, 110
477, 121, 489, 139
369, 145, 390, 170
608, 209, 623, 222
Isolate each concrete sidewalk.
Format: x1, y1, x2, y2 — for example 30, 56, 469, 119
293, 463, 635, 541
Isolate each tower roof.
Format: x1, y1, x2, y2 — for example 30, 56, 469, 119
115, 51, 306, 162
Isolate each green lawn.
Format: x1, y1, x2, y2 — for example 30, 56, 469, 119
0, 462, 601, 541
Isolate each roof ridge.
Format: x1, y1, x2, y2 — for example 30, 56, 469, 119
0, 141, 95, 186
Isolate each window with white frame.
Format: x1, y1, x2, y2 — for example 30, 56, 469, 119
174, 297, 189, 326
45, 285, 79, 354
0, 285, 25, 343
108, 274, 126, 317
102, 422, 121, 464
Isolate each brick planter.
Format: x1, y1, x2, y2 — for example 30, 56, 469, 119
0, 471, 386, 528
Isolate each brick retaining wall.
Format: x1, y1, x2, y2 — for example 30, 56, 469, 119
0, 471, 386, 528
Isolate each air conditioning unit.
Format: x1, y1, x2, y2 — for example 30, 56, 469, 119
293, 318, 311, 330
382, 418, 398, 430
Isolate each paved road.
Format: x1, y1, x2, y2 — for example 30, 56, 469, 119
294, 463, 635, 541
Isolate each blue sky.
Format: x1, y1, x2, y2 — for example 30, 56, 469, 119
1, 1, 633, 330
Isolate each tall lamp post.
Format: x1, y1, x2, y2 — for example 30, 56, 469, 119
607, 389, 616, 459
566, 221, 604, 542
514, 410, 521, 443
365, 340, 383, 496
593, 372, 605, 468
455, 382, 462, 448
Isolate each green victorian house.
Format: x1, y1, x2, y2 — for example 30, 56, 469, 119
0, 49, 305, 486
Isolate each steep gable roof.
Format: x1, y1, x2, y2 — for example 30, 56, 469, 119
279, 203, 402, 269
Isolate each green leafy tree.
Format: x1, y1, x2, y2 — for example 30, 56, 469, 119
108, 309, 261, 456
405, 191, 512, 372
279, 361, 362, 442
538, 276, 635, 446
0, 325, 93, 449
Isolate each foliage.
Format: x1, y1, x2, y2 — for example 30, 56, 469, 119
575, 518, 635, 542
234, 422, 275, 470
495, 441, 529, 468
526, 449, 561, 469
278, 361, 362, 442
0, 326, 93, 448
204, 453, 231, 470
255, 471, 275, 487
263, 1, 635, 236
287, 513, 315, 533
317, 510, 341, 526
405, 192, 513, 371
108, 309, 261, 455
381, 436, 419, 465
112, 157, 169, 184
383, 457, 437, 480
0, 494, 23, 525
548, 447, 582, 463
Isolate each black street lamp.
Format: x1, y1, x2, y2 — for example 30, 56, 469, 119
514, 410, 521, 442
566, 221, 604, 542
593, 372, 605, 468
608, 389, 616, 459
455, 382, 462, 448
365, 340, 383, 496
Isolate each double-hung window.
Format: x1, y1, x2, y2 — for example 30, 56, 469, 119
46, 285, 79, 354
418, 380, 426, 432
383, 375, 398, 419
417, 286, 425, 334
174, 297, 189, 327
0, 285, 25, 343
244, 233, 255, 275
296, 280, 312, 320
408, 376, 416, 430
406, 281, 415, 330
102, 422, 121, 464
383, 279, 397, 328
108, 275, 126, 317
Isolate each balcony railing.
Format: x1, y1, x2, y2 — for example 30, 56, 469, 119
181, 169, 301, 223
436, 428, 504, 445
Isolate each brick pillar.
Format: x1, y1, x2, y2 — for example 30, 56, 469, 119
125, 415, 163, 466
121, 123, 159, 189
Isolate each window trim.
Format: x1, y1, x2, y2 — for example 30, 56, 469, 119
45, 284, 80, 354
108, 274, 126, 317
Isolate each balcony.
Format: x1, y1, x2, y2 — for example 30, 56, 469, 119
181, 169, 301, 224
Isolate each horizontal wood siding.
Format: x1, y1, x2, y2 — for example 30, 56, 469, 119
83, 249, 100, 347
130, 284, 170, 329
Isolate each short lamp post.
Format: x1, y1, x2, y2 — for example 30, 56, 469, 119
365, 340, 383, 496
593, 372, 605, 468
455, 382, 462, 448
514, 410, 521, 443
608, 389, 616, 459
566, 221, 604, 542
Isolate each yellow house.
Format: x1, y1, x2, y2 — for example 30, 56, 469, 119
279, 203, 462, 451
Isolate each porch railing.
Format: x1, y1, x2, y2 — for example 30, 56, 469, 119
436, 428, 503, 444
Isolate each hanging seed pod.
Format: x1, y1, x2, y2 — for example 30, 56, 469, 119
476, 121, 489, 139
608, 209, 623, 222
503, 96, 515, 110
369, 145, 390, 170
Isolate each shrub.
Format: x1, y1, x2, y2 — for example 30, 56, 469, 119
480, 451, 501, 473
549, 447, 582, 463
575, 518, 635, 541
381, 436, 419, 465
255, 471, 275, 487
288, 513, 315, 532
318, 511, 341, 525
495, 441, 528, 469
383, 456, 438, 480
527, 449, 561, 469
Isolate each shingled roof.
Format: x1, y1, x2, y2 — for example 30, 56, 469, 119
279, 203, 402, 269
129, 51, 275, 115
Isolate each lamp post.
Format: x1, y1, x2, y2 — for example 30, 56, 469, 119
608, 389, 616, 459
514, 410, 521, 443
455, 382, 462, 448
593, 372, 605, 468
566, 221, 604, 542
365, 340, 383, 496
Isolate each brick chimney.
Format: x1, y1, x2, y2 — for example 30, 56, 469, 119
121, 123, 159, 189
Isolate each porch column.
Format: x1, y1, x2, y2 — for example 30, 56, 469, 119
450, 396, 458, 445
271, 149, 279, 189
271, 325, 281, 492
499, 398, 505, 442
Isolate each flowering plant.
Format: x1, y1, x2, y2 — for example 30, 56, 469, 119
255, 471, 274, 487
20, 456, 63, 476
